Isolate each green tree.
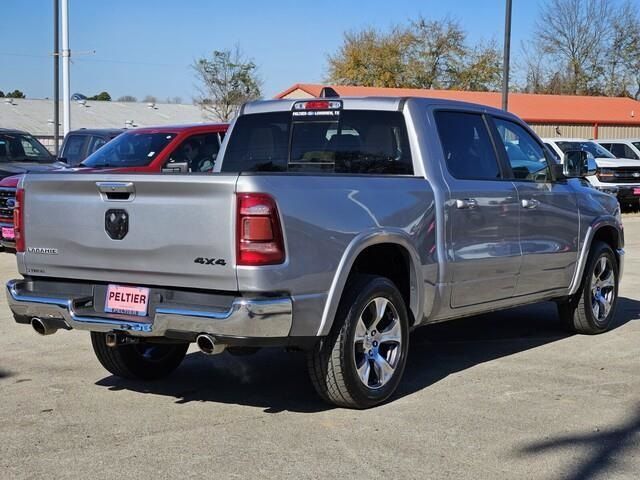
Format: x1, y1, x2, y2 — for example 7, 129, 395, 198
193, 46, 262, 121
6, 89, 25, 99
327, 18, 502, 92
88, 91, 111, 101
452, 41, 503, 91
0, 90, 4, 98
405, 17, 466, 89
327, 27, 413, 87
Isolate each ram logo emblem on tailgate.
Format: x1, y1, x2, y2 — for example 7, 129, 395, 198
105, 209, 129, 240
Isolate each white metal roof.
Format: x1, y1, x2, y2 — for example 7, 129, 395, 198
0, 98, 218, 136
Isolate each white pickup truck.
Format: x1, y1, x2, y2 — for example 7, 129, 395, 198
543, 137, 640, 208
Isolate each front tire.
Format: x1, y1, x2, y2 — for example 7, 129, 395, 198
91, 332, 189, 380
557, 241, 619, 335
308, 275, 409, 409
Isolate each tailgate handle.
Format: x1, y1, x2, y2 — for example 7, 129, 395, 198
96, 182, 135, 201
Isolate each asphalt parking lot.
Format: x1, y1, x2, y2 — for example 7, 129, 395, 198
0, 219, 638, 480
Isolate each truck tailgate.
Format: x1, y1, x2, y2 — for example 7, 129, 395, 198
20, 173, 238, 291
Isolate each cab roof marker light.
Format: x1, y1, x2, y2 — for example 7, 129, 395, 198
293, 100, 342, 111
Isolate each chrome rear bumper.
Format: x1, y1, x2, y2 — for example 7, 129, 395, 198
6, 279, 292, 338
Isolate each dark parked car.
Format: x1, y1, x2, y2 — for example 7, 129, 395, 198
0, 129, 66, 250
0, 129, 66, 178
59, 128, 124, 166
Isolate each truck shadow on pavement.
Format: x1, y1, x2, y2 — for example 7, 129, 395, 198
516, 403, 640, 480
95, 297, 639, 413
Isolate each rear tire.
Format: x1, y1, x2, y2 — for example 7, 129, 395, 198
91, 332, 189, 380
307, 275, 409, 409
557, 241, 619, 335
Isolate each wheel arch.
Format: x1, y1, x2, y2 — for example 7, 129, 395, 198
317, 230, 424, 336
568, 216, 624, 296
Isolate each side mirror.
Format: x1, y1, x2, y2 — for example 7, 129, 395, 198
162, 160, 188, 174
562, 150, 597, 178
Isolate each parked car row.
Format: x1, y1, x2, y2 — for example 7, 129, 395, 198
544, 137, 640, 210
0, 123, 228, 249
4, 96, 625, 408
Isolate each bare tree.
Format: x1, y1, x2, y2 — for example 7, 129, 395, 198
143, 95, 158, 104
117, 95, 137, 102
607, 0, 640, 98
534, 0, 614, 95
520, 41, 549, 93
193, 46, 262, 121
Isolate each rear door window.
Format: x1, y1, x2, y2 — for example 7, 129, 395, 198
608, 143, 627, 158
61, 135, 88, 165
434, 111, 501, 180
222, 109, 413, 175
608, 143, 638, 160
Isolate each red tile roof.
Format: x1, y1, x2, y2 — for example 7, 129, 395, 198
275, 83, 640, 126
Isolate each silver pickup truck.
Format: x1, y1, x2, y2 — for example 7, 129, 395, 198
6, 97, 624, 408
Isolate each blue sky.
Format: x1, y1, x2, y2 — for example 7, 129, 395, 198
0, 0, 538, 102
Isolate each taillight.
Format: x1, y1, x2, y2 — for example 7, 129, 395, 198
14, 187, 25, 252
236, 193, 285, 266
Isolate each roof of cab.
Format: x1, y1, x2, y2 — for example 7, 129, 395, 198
241, 96, 519, 120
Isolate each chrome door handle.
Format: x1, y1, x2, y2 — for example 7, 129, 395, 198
455, 198, 478, 210
521, 198, 540, 209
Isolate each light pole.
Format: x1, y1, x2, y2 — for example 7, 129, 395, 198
61, 0, 71, 135
502, 0, 512, 111
53, 0, 60, 154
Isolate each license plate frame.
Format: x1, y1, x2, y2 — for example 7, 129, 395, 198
104, 284, 150, 317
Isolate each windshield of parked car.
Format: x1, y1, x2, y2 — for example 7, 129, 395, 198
81, 131, 175, 168
222, 110, 413, 175
0, 133, 54, 163
555, 141, 616, 159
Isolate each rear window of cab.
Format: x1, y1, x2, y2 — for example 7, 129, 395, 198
221, 109, 413, 175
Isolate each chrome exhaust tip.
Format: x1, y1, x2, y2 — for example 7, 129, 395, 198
31, 317, 58, 336
196, 334, 226, 355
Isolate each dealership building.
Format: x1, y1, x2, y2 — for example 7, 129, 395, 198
0, 98, 213, 151
276, 84, 640, 140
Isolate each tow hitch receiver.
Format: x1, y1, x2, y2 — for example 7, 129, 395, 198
105, 332, 139, 348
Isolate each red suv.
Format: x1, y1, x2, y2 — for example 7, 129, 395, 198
1, 123, 228, 249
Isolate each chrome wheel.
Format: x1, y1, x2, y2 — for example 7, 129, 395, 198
591, 256, 616, 324
353, 297, 402, 389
